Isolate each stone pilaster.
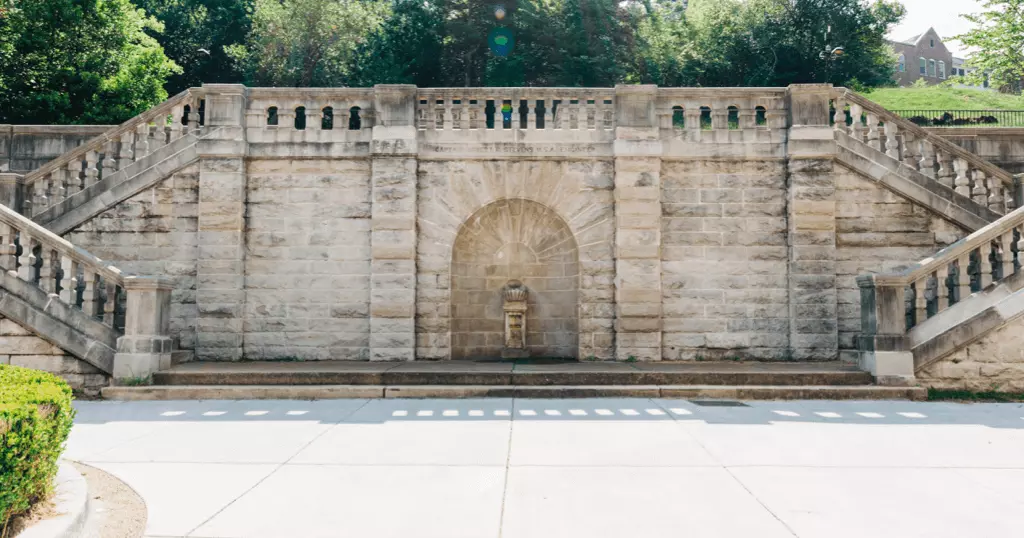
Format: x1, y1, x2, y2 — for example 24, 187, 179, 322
786, 84, 839, 360
113, 276, 176, 381
0, 173, 24, 214
196, 84, 248, 361
613, 85, 663, 361
369, 85, 418, 361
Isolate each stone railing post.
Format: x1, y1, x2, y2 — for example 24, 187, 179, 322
786, 84, 839, 361
113, 276, 175, 381
0, 173, 25, 214
370, 84, 418, 361
613, 84, 662, 361
196, 84, 248, 361
856, 275, 914, 385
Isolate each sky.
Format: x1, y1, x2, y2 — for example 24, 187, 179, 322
887, 0, 984, 57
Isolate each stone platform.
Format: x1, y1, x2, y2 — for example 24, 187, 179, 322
99, 360, 927, 401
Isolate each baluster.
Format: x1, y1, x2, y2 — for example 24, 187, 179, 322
188, 99, 201, 133
1000, 231, 1015, 280
49, 170, 66, 206
971, 169, 988, 206
151, 118, 166, 149
884, 121, 899, 159
101, 139, 116, 179
81, 270, 98, 317
956, 254, 971, 301
339, 107, 351, 131
849, 104, 865, 141
917, 140, 936, 179
65, 160, 82, 198
38, 247, 55, 294
460, 99, 470, 130
866, 113, 881, 151
17, 233, 37, 282
712, 107, 728, 131
169, 105, 184, 141
936, 266, 950, 312
84, 150, 99, 188
832, 97, 846, 132
936, 150, 955, 190
31, 180, 48, 218
119, 132, 134, 170
739, 104, 756, 131
0, 223, 16, 271
586, 99, 596, 130
442, 99, 453, 130
1018, 225, 1024, 269
525, 99, 536, 130
987, 176, 1004, 213
103, 280, 118, 326
901, 132, 919, 170
954, 159, 971, 197
979, 242, 994, 289
913, 276, 928, 325
569, 100, 580, 130
59, 256, 78, 304
543, 98, 553, 130
604, 99, 614, 129
305, 105, 321, 133
135, 123, 150, 160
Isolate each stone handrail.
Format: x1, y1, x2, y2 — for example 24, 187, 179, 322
0, 200, 126, 329
22, 88, 205, 217
834, 88, 1016, 214
245, 88, 376, 131
858, 205, 1024, 332
415, 88, 616, 131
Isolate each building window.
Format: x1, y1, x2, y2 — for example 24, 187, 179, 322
928, 59, 936, 77
930, 39, 935, 48
920, 57, 927, 75
938, 61, 945, 79
898, 54, 906, 72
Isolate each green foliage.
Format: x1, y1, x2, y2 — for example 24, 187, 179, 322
0, 0, 180, 124
228, 0, 390, 87
863, 86, 1024, 110
927, 387, 1024, 402
0, 365, 75, 529
132, 0, 253, 94
956, 0, 1024, 94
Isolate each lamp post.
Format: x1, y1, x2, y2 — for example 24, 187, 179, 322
818, 25, 845, 83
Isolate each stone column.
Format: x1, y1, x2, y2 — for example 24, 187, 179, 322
369, 85, 418, 361
196, 84, 248, 361
613, 85, 663, 361
113, 276, 175, 381
856, 275, 914, 384
786, 84, 838, 360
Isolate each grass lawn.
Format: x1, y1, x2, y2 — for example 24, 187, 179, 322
861, 86, 1024, 111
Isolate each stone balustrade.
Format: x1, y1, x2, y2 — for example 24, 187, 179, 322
833, 88, 1018, 215
656, 88, 788, 142
415, 88, 617, 132
21, 89, 205, 219
245, 88, 376, 143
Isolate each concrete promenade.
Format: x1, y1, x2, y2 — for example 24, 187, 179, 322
68, 398, 1024, 537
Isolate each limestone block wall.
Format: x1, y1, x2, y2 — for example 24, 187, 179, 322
834, 163, 967, 362
0, 317, 107, 396
660, 159, 789, 360
918, 313, 1024, 391
244, 158, 372, 360
65, 164, 200, 353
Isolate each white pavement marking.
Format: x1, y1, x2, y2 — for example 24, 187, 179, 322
815, 412, 842, 418
202, 411, 226, 417
595, 409, 614, 416
416, 410, 434, 417
773, 410, 800, 417
645, 409, 666, 416
494, 410, 510, 417
569, 409, 587, 416
443, 410, 459, 417
519, 410, 537, 416
160, 411, 185, 417
619, 409, 639, 416
245, 410, 269, 416
899, 412, 927, 418
469, 410, 484, 417
544, 410, 561, 416
669, 408, 692, 415
857, 412, 884, 418
286, 410, 308, 416
392, 410, 408, 417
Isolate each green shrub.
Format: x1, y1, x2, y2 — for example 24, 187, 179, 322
0, 364, 75, 529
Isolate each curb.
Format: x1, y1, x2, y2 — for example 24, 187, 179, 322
17, 461, 89, 538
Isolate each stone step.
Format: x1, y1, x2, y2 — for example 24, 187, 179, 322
102, 384, 926, 401
152, 361, 875, 387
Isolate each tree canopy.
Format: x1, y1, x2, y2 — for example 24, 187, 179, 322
956, 0, 1024, 94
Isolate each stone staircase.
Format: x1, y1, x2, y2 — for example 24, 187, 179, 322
3, 83, 1023, 399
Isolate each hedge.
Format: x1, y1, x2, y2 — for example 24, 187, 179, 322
0, 364, 75, 528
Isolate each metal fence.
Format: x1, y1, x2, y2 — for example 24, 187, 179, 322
890, 109, 1024, 128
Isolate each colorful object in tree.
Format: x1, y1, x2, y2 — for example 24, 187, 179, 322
489, 27, 515, 57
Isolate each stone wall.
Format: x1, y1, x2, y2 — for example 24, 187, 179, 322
931, 128, 1024, 175
660, 159, 789, 360
244, 158, 372, 360
0, 125, 112, 173
917, 313, 1024, 391
834, 163, 967, 362
0, 316, 107, 396
65, 164, 200, 353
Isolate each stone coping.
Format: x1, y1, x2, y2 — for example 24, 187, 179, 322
17, 461, 89, 538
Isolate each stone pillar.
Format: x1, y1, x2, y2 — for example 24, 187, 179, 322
369, 85, 418, 361
613, 85, 662, 361
113, 276, 175, 381
856, 275, 914, 384
0, 173, 24, 213
786, 84, 838, 360
196, 84, 248, 361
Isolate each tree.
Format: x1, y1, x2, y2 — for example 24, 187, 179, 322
956, 0, 1024, 94
0, 0, 180, 124
228, 0, 390, 87
131, 0, 253, 94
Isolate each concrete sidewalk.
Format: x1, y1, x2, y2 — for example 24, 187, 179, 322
68, 398, 1024, 538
